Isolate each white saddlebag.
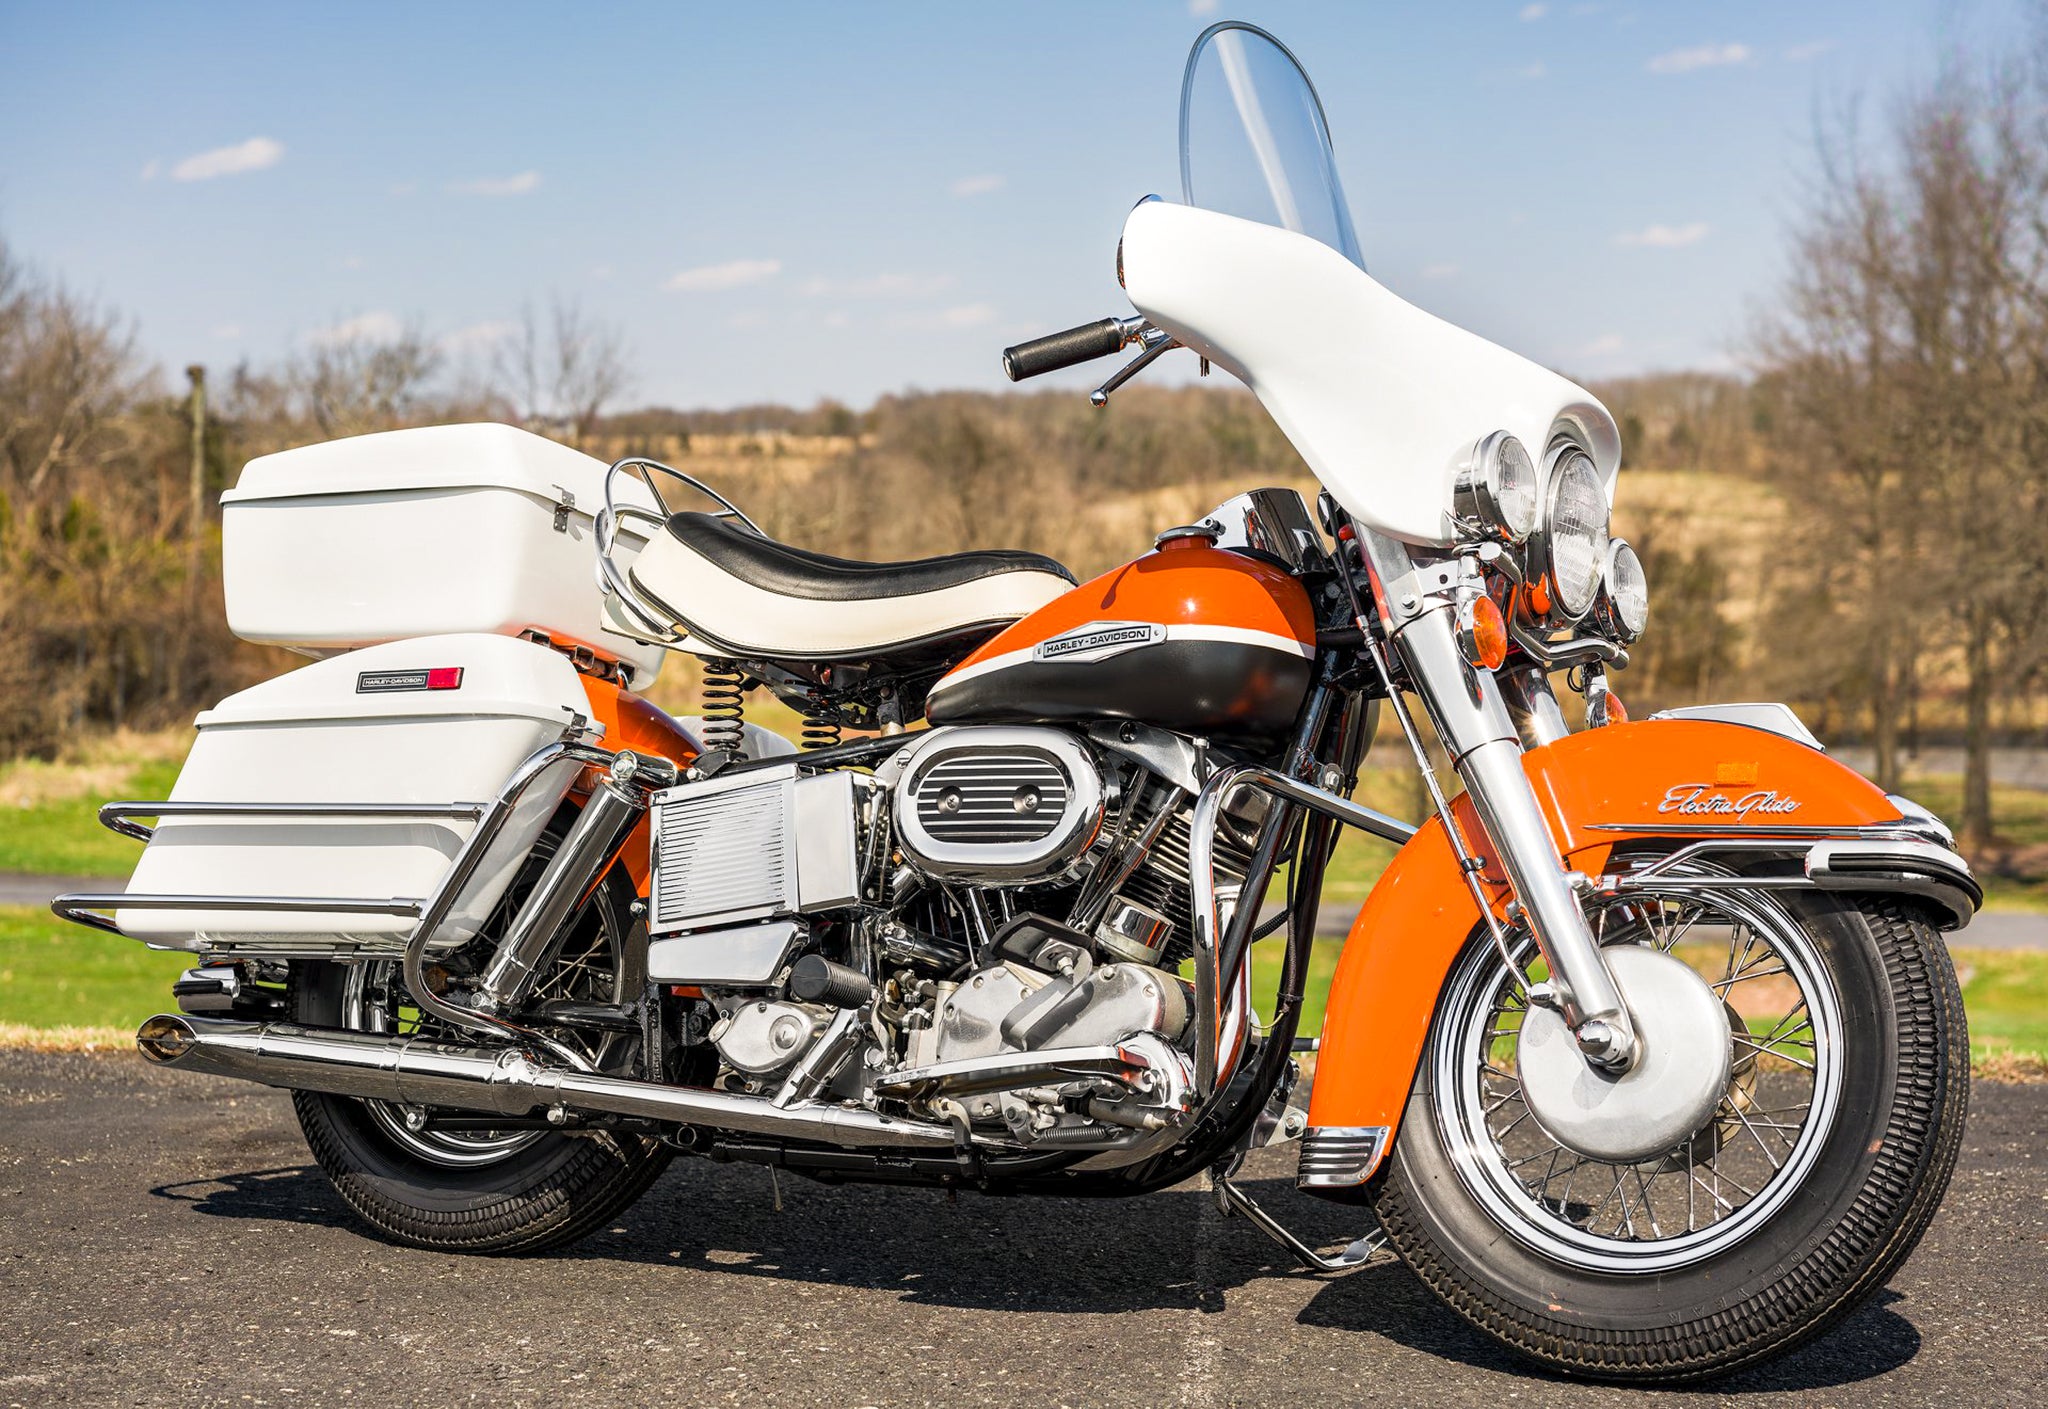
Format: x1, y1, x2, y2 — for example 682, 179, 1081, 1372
221, 423, 667, 687
119, 634, 594, 957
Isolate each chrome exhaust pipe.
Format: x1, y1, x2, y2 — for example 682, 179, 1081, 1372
136, 1014, 952, 1150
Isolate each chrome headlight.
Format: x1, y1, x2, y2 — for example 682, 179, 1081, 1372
1538, 447, 1609, 620
1453, 431, 1539, 544
1591, 538, 1648, 643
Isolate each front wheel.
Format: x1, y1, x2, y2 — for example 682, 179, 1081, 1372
1373, 878, 1968, 1382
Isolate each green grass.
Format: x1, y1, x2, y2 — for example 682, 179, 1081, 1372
0, 905, 191, 1030
0, 755, 180, 875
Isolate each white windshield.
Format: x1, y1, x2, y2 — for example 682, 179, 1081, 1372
1179, 22, 1363, 269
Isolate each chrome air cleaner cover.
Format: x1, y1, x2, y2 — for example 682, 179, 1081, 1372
888, 726, 1105, 884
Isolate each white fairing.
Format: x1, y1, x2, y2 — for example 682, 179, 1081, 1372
222, 423, 666, 687
1119, 201, 1620, 547
120, 634, 591, 953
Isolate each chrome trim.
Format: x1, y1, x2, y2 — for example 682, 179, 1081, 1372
1451, 430, 1537, 545
398, 740, 614, 1063
52, 892, 424, 938
96, 799, 488, 845
136, 1013, 954, 1150
1590, 538, 1647, 645
1645, 702, 1824, 751
1188, 763, 1415, 1093
870, 1043, 1154, 1102
477, 751, 675, 1011
1197, 488, 1330, 572
1395, 603, 1634, 1062
1296, 1125, 1392, 1190
1217, 1170, 1388, 1271
1805, 837, 1980, 930
1598, 831, 1982, 930
1497, 664, 1569, 750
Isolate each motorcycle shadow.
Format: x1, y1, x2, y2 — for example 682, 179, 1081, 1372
153, 1160, 1921, 1391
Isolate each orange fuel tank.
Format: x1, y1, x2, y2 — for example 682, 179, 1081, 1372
925, 537, 1317, 738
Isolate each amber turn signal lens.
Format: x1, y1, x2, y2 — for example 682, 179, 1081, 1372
1606, 690, 1629, 725
1463, 596, 1509, 671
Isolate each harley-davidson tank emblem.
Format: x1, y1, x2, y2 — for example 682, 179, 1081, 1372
1033, 622, 1167, 664
1657, 783, 1803, 819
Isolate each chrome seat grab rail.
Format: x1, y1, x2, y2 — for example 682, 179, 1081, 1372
1187, 763, 1417, 1096
595, 455, 763, 643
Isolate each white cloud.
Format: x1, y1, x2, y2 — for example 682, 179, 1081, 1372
590, 264, 613, 281
441, 320, 517, 354
1647, 43, 1751, 75
800, 272, 956, 298
1519, 4, 1548, 20
1519, 62, 1548, 79
140, 159, 161, 181
1421, 262, 1460, 280
1615, 221, 1709, 248
388, 181, 418, 197
1784, 40, 1835, 62
171, 136, 284, 181
306, 311, 403, 346
949, 174, 1005, 198
211, 324, 242, 340
451, 170, 540, 197
339, 254, 366, 271
1584, 333, 1624, 356
663, 258, 782, 293
1188, 0, 1220, 15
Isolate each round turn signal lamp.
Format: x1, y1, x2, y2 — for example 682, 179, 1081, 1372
1461, 595, 1509, 671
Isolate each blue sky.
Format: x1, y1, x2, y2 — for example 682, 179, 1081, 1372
0, 1, 2031, 409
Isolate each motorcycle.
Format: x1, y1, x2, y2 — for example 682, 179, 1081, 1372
58, 22, 1977, 1383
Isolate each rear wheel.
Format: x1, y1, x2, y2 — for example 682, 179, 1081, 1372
1373, 877, 1967, 1382
290, 858, 669, 1254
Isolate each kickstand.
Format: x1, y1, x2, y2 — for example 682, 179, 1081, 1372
1213, 1167, 1388, 1275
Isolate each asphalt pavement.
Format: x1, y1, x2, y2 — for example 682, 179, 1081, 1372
2, 1051, 2042, 1407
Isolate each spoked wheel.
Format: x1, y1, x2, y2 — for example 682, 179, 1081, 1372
1373, 870, 1968, 1382
290, 848, 670, 1254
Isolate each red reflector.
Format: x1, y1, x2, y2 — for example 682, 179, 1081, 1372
426, 667, 464, 690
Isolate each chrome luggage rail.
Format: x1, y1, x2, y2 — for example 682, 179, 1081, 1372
51, 741, 611, 946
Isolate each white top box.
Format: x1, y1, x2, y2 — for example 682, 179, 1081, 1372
221, 423, 667, 688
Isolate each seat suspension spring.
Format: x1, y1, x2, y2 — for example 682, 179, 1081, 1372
800, 694, 842, 751
700, 661, 747, 754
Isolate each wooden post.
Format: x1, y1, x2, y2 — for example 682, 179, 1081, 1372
185, 364, 207, 542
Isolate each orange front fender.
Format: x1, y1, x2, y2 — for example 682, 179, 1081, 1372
1305, 718, 1904, 1172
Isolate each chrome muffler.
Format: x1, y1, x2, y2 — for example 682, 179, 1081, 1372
136, 1014, 952, 1150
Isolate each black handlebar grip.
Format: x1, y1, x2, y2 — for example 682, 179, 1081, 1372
1002, 318, 1126, 381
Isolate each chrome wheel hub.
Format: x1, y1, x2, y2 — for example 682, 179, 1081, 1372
1516, 946, 1733, 1164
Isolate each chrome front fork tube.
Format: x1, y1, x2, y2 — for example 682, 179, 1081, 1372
1386, 592, 1636, 1069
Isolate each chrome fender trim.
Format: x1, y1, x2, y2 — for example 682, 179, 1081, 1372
1804, 837, 1982, 931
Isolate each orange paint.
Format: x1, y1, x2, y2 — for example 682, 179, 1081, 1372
940, 543, 1316, 681
577, 676, 700, 897
1308, 718, 1906, 1163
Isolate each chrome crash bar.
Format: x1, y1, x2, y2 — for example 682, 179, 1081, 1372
1187, 763, 1417, 1096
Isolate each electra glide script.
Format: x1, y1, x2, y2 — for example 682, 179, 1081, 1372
63, 23, 1977, 1383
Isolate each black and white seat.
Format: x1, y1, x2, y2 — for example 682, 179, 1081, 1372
626, 512, 1075, 663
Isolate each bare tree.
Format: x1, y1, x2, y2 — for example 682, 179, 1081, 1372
490, 298, 630, 447
287, 322, 444, 440
1757, 59, 2048, 848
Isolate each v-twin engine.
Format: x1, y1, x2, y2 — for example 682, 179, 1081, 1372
641, 722, 1245, 1159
